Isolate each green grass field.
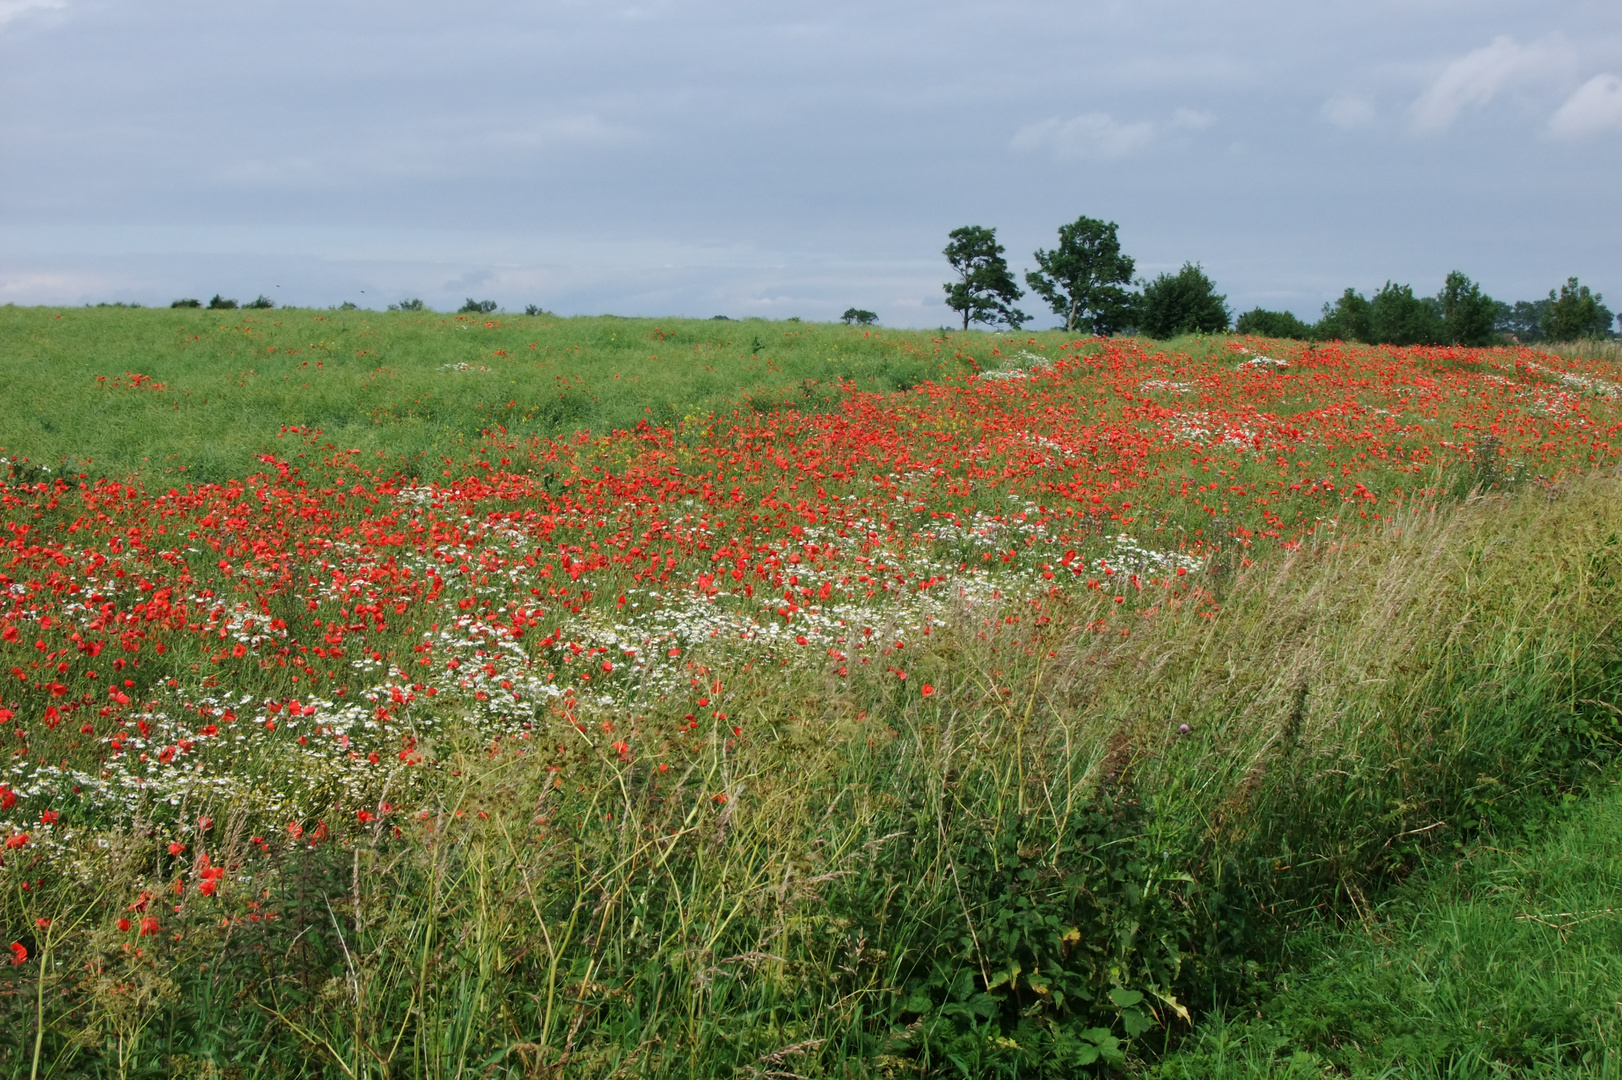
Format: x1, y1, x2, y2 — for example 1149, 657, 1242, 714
0, 306, 1054, 482
2, 308, 1621, 1079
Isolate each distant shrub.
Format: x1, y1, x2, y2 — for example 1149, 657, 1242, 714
1439, 271, 1498, 346
523, 304, 554, 317
243, 294, 274, 310
338, 301, 358, 311
389, 298, 427, 312
1543, 277, 1615, 341
171, 298, 201, 308
1495, 298, 1548, 343
1314, 288, 1373, 342
841, 308, 879, 326
458, 298, 498, 314
710, 314, 732, 321
1137, 263, 1229, 338
1368, 282, 1445, 346
206, 294, 238, 310
1235, 308, 1311, 339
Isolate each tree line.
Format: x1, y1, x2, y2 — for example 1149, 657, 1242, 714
942, 218, 1619, 344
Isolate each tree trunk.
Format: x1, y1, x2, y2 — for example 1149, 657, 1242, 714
1067, 297, 1078, 333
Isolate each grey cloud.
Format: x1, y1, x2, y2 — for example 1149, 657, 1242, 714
1409, 34, 1576, 133
1, 0, 1618, 326
1549, 74, 1622, 139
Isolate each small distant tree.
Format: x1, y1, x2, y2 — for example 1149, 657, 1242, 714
523, 304, 554, 317
943, 226, 1027, 331
1137, 263, 1228, 338
1368, 282, 1444, 345
1543, 277, 1615, 340
1494, 298, 1548, 342
841, 308, 878, 326
1437, 272, 1496, 346
338, 301, 358, 311
171, 298, 201, 308
458, 298, 498, 315
1023, 215, 1136, 334
1234, 308, 1311, 339
206, 294, 238, 310
244, 294, 274, 310
389, 298, 427, 312
1313, 288, 1373, 343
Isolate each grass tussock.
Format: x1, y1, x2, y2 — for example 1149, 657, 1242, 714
4, 475, 1621, 1078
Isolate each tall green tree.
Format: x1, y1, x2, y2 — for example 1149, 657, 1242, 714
1314, 288, 1373, 343
943, 226, 1027, 331
1023, 216, 1136, 334
1137, 263, 1228, 339
1543, 277, 1615, 341
1368, 282, 1445, 346
1438, 271, 1498, 346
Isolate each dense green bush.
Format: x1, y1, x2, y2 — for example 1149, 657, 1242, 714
1439, 270, 1497, 346
1137, 263, 1229, 338
1544, 277, 1616, 341
1367, 281, 1445, 346
1234, 308, 1311, 340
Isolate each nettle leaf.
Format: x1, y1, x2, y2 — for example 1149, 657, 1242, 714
1107, 987, 1144, 1008
1122, 1006, 1155, 1037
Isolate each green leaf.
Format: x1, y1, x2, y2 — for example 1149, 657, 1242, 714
1122, 1006, 1155, 1037
1108, 987, 1144, 1008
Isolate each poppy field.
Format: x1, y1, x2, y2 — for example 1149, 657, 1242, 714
3, 309, 1622, 1078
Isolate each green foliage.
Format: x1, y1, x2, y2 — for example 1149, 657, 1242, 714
943, 225, 1028, 331
522, 304, 552, 317
1024, 215, 1137, 335
1234, 308, 1312, 340
244, 294, 275, 310
1544, 277, 1616, 341
1156, 775, 1622, 1078
1138, 262, 1229, 338
1496, 297, 1550, 342
1368, 281, 1445, 346
206, 294, 238, 310
390, 298, 428, 312
1439, 270, 1498, 346
170, 297, 201, 309
1313, 287, 1373, 343
841, 307, 879, 326
458, 298, 498, 315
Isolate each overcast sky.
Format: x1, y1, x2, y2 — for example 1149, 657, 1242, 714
2, 0, 1619, 326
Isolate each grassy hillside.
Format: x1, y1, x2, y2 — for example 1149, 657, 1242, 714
2, 310, 1621, 1077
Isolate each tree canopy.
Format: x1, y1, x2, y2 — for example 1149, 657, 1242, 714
1024, 216, 1136, 335
1543, 278, 1615, 341
943, 226, 1027, 331
1137, 263, 1229, 338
